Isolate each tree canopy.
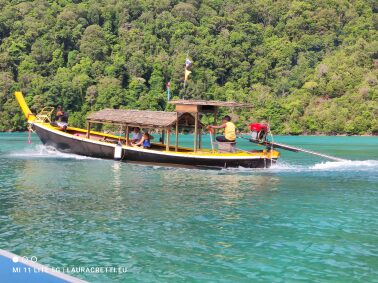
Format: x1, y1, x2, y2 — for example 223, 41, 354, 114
0, 0, 377, 135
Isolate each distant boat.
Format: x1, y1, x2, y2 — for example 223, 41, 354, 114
15, 92, 279, 169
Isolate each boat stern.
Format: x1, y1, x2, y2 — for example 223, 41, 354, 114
265, 149, 280, 160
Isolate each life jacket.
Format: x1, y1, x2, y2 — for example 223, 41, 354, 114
143, 139, 151, 148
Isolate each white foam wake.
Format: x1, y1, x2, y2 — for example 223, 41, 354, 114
310, 160, 378, 171
221, 160, 378, 174
9, 145, 97, 160
269, 161, 305, 171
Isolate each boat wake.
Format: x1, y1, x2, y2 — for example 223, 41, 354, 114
219, 159, 378, 174
269, 159, 378, 173
310, 160, 378, 171
8, 145, 97, 160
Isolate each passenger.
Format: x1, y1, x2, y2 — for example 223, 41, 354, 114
132, 130, 153, 149
55, 106, 68, 131
56, 106, 63, 119
130, 127, 142, 144
209, 115, 236, 142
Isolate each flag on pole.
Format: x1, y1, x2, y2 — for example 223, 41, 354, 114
184, 57, 192, 83
185, 58, 192, 68
184, 69, 191, 82
166, 81, 171, 101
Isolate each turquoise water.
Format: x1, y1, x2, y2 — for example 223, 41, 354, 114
0, 132, 377, 282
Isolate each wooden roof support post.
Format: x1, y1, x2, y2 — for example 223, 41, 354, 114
86, 121, 91, 139
199, 126, 202, 150
161, 129, 165, 145
194, 112, 198, 152
213, 109, 217, 141
166, 128, 170, 151
125, 125, 130, 145
175, 112, 179, 152
119, 125, 123, 143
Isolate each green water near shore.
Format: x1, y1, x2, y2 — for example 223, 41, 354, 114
0, 133, 377, 282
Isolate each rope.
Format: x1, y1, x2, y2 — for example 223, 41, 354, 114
27, 124, 34, 144
120, 145, 127, 161
28, 128, 31, 144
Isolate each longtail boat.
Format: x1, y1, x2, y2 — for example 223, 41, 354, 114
15, 91, 280, 169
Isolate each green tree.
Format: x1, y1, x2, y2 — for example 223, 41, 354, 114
80, 25, 108, 61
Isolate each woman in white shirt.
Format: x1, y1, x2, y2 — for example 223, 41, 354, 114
131, 127, 142, 144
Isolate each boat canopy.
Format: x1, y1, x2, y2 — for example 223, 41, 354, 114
86, 100, 249, 152
169, 99, 250, 107
86, 109, 201, 128
169, 99, 251, 113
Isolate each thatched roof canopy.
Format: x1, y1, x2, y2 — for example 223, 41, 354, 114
169, 99, 251, 108
87, 109, 200, 128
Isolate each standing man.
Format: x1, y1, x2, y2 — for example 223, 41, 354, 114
209, 115, 236, 142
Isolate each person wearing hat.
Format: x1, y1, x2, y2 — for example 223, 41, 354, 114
208, 115, 236, 142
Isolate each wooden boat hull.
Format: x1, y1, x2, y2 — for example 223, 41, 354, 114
33, 123, 277, 169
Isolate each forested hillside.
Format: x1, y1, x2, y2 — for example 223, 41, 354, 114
0, 0, 377, 134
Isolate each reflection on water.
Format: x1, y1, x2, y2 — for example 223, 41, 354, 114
112, 162, 122, 192
1, 134, 378, 282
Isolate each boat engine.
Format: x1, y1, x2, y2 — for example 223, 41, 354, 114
249, 123, 268, 143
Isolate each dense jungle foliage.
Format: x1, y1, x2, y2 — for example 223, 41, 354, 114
0, 0, 377, 134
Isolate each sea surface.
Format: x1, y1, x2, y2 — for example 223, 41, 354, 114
0, 132, 377, 282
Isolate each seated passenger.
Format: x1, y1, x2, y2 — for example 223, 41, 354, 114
208, 115, 236, 143
130, 127, 142, 144
132, 130, 153, 149
55, 106, 68, 131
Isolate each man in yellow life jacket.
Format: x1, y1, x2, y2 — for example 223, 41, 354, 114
209, 115, 236, 142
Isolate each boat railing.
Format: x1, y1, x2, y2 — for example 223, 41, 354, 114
35, 107, 55, 123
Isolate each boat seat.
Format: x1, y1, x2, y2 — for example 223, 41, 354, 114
214, 142, 236, 153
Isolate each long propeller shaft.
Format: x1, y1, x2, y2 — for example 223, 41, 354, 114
239, 136, 347, 162
265, 141, 347, 161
